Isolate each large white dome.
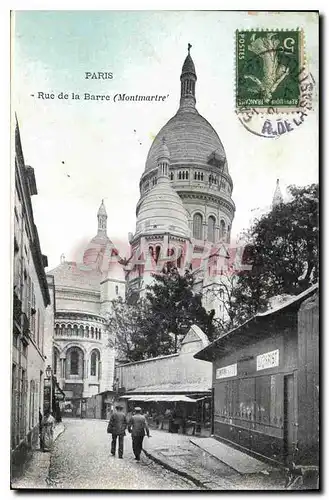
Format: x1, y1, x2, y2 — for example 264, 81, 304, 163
135, 176, 190, 239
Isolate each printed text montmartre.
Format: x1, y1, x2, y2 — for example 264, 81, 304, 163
84, 93, 168, 102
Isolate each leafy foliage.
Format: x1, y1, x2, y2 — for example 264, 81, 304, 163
145, 267, 215, 351
106, 268, 215, 362
231, 183, 319, 324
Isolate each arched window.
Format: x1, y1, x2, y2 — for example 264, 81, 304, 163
70, 350, 79, 375
178, 171, 181, 180
201, 173, 204, 181
197, 172, 201, 180
220, 220, 226, 239
186, 171, 189, 179
170, 172, 174, 180
115, 285, 119, 295
207, 216, 216, 243
90, 351, 97, 376
155, 246, 161, 263
91, 327, 94, 339
194, 172, 197, 180
193, 213, 203, 240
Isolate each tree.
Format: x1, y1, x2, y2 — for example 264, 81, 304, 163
106, 267, 216, 362
106, 296, 176, 363
231, 183, 319, 324
105, 297, 146, 363
145, 267, 216, 351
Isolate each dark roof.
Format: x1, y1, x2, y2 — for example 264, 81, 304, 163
194, 284, 318, 362
181, 53, 196, 75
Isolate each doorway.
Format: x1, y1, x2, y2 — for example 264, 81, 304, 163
283, 374, 295, 464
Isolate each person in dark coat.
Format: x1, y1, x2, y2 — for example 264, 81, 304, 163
39, 409, 44, 451
107, 404, 127, 458
128, 407, 150, 461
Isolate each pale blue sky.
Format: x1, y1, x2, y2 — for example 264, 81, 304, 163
13, 11, 319, 269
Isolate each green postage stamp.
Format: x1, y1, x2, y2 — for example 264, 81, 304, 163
236, 29, 303, 110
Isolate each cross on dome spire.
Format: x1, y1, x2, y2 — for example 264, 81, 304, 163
180, 44, 197, 110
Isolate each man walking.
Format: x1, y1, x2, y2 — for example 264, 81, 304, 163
128, 407, 150, 461
107, 404, 127, 459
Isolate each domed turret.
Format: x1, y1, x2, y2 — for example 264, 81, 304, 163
143, 44, 229, 174
180, 43, 197, 110
134, 140, 190, 240
83, 200, 113, 267
135, 44, 235, 260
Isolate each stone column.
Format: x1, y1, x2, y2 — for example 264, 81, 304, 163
203, 223, 207, 241
59, 356, 66, 389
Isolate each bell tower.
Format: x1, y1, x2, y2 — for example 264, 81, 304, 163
180, 43, 197, 109
97, 199, 107, 235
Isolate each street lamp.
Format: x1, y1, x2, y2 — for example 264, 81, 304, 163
44, 365, 53, 415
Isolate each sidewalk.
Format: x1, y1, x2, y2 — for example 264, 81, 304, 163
142, 430, 287, 490
11, 422, 65, 489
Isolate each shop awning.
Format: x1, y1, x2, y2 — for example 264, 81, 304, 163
121, 395, 205, 403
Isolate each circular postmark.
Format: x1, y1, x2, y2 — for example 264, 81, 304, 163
236, 67, 315, 139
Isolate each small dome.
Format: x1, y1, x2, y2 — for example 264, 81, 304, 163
83, 234, 113, 267
135, 177, 190, 239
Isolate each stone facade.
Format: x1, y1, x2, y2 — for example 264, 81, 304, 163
127, 47, 236, 322
12, 119, 50, 469
48, 203, 122, 401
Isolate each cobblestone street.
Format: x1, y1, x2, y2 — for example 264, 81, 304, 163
47, 419, 199, 490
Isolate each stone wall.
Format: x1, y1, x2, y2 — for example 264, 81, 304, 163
116, 326, 212, 392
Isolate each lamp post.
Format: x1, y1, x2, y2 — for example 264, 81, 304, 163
45, 364, 53, 415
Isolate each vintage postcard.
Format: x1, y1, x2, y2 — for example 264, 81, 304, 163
11, 10, 319, 491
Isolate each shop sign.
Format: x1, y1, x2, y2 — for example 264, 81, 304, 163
216, 363, 237, 379
256, 349, 279, 371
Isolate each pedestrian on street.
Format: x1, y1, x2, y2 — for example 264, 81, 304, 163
128, 407, 150, 461
39, 409, 44, 451
107, 404, 127, 459
41, 408, 56, 452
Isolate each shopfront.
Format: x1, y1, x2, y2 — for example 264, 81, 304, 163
115, 325, 213, 435
119, 392, 212, 435
195, 285, 318, 466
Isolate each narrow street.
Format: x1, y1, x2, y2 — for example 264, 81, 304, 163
47, 419, 200, 490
